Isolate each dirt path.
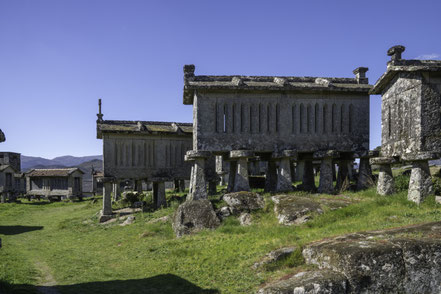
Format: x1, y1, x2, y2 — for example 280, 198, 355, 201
34, 261, 60, 294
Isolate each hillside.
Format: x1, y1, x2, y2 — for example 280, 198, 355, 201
21, 155, 102, 171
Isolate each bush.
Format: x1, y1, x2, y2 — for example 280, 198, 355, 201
122, 192, 141, 206
433, 177, 441, 195
394, 174, 410, 192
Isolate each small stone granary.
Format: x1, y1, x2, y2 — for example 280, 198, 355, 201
25, 168, 84, 201
96, 100, 193, 222
0, 152, 25, 202
370, 45, 441, 203
183, 65, 375, 200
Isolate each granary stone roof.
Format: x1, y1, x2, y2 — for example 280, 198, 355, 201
371, 45, 441, 94
183, 65, 373, 104
26, 168, 84, 177
96, 120, 193, 139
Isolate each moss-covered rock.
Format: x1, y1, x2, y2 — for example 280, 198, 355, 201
272, 195, 323, 225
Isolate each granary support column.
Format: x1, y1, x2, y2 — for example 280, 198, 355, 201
295, 160, 304, 182
113, 181, 120, 201
186, 150, 210, 201
152, 180, 166, 208
230, 150, 254, 192
226, 159, 237, 192
314, 150, 339, 194
1, 193, 6, 203
357, 151, 379, 190
136, 180, 143, 194
370, 157, 396, 196
99, 177, 114, 223
335, 155, 354, 191
403, 152, 439, 204
301, 155, 316, 191
274, 150, 297, 192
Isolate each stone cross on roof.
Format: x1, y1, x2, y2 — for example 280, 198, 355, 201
0, 129, 5, 143
97, 98, 104, 122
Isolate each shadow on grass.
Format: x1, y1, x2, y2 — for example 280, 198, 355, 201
2, 274, 220, 294
0, 226, 43, 235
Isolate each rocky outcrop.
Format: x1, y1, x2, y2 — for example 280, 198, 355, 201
272, 195, 323, 225
223, 191, 265, 214
258, 270, 348, 294
253, 246, 296, 269
172, 200, 220, 237
302, 222, 441, 293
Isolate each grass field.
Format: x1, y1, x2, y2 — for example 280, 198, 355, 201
1, 183, 441, 293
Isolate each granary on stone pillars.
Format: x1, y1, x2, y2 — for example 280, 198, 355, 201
370, 45, 441, 204
0, 152, 25, 203
96, 100, 194, 222
183, 64, 374, 198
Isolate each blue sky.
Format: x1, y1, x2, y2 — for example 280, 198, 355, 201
0, 0, 440, 158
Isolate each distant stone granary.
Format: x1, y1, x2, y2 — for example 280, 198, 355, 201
183, 64, 375, 199
25, 168, 84, 201
0, 152, 25, 202
370, 45, 441, 203
96, 100, 193, 222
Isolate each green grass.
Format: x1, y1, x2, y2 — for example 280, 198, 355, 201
1, 187, 441, 293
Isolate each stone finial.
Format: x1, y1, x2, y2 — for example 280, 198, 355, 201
387, 45, 406, 62
97, 98, 103, 122
184, 64, 195, 84
0, 129, 5, 143
353, 67, 369, 84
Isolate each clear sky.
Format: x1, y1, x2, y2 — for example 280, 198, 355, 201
0, 0, 440, 158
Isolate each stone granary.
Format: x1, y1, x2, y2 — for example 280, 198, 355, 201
96, 100, 193, 222
0, 152, 25, 202
370, 45, 441, 203
25, 168, 84, 201
183, 65, 375, 199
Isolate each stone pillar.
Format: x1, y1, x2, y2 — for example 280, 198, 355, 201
153, 181, 166, 208
186, 150, 211, 201
230, 150, 254, 192
290, 160, 296, 183
265, 160, 277, 193
370, 157, 396, 196
99, 178, 114, 222
178, 180, 185, 193
136, 180, 143, 194
336, 158, 351, 191
402, 152, 439, 204
1, 193, 6, 203
302, 157, 316, 191
174, 180, 180, 192
274, 150, 297, 192
314, 150, 339, 194
113, 182, 120, 201
189, 164, 194, 194
357, 151, 379, 190
295, 160, 304, 182
227, 160, 237, 192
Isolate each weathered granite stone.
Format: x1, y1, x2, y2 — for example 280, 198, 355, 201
230, 150, 253, 192
335, 159, 350, 191
187, 151, 210, 201
295, 160, 305, 182
239, 212, 252, 226
120, 215, 135, 226
223, 191, 264, 214
276, 157, 293, 192
377, 164, 395, 196
99, 180, 113, 223
408, 160, 433, 204
302, 221, 441, 293
153, 181, 166, 208
227, 160, 237, 192
172, 199, 220, 237
257, 270, 348, 294
357, 158, 375, 190
318, 158, 334, 194
253, 246, 296, 269
217, 206, 231, 220
272, 195, 323, 225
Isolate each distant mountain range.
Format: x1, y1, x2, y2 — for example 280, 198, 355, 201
21, 155, 103, 171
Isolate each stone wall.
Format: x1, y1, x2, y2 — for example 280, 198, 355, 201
193, 91, 369, 153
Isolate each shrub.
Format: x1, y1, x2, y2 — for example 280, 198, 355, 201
394, 174, 410, 192
122, 192, 141, 206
